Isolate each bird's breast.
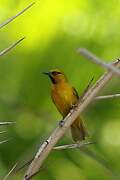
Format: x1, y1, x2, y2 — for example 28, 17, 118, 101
51, 83, 77, 117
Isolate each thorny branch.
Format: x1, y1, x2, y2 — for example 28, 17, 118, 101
0, 2, 35, 29
0, 3, 34, 180
24, 58, 120, 179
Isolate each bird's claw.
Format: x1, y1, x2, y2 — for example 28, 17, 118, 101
59, 120, 65, 127
71, 103, 77, 109
70, 104, 77, 113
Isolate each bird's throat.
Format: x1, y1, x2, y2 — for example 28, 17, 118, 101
49, 75, 56, 84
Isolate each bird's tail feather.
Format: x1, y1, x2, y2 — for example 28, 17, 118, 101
70, 117, 88, 142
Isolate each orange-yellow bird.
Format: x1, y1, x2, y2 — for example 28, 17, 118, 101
43, 69, 87, 142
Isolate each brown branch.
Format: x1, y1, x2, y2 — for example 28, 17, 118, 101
96, 94, 120, 100
24, 59, 120, 180
0, 2, 35, 29
0, 37, 25, 57
53, 141, 95, 150
77, 48, 120, 77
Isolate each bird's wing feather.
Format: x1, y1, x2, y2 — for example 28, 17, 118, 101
72, 87, 79, 100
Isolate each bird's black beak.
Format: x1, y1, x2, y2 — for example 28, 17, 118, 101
42, 71, 51, 77
42, 71, 55, 83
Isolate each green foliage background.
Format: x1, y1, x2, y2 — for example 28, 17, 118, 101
0, 0, 120, 179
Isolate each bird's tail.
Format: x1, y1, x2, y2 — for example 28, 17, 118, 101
70, 117, 88, 142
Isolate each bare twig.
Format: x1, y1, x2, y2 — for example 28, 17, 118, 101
54, 142, 118, 178
53, 141, 95, 150
3, 163, 18, 180
24, 59, 120, 180
0, 37, 25, 57
0, 2, 35, 29
77, 48, 120, 77
96, 93, 120, 100
0, 121, 15, 125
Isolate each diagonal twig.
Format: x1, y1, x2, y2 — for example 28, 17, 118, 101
77, 48, 120, 77
53, 141, 95, 150
53, 142, 119, 178
3, 163, 18, 180
24, 59, 120, 180
0, 37, 25, 57
96, 93, 120, 100
0, 2, 35, 29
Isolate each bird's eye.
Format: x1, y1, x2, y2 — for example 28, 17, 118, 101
52, 71, 61, 76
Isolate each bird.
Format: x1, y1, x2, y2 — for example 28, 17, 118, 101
43, 69, 88, 142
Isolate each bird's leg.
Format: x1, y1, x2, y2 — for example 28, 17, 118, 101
59, 120, 65, 127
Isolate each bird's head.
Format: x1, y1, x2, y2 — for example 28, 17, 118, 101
43, 69, 67, 84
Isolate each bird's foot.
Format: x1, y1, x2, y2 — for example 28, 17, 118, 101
70, 104, 78, 113
71, 103, 77, 109
59, 120, 65, 127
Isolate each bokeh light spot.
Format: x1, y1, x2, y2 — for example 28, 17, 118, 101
62, 11, 89, 36
101, 119, 120, 148
15, 112, 43, 139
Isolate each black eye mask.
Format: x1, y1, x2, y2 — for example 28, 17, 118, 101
51, 71, 61, 76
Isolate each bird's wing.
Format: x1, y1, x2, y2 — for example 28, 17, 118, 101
72, 87, 79, 100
